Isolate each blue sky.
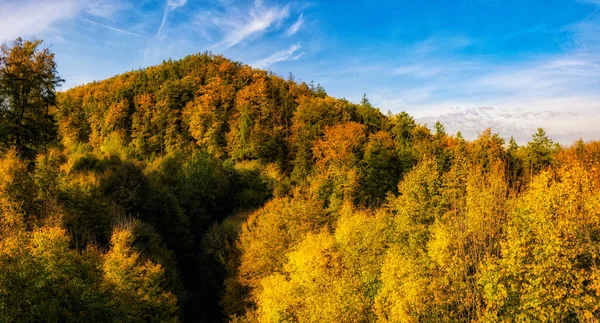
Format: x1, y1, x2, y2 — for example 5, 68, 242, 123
1, 0, 599, 144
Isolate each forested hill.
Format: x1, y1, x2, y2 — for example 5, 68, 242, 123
2, 39, 600, 322
57, 52, 392, 174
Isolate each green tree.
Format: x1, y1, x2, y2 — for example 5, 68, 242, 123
357, 94, 386, 133
359, 131, 401, 205
0, 38, 63, 158
525, 128, 556, 178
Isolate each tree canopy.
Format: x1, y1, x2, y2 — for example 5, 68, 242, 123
1, 37, 599, 322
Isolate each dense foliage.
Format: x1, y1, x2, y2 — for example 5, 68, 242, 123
1, 38, 600, 322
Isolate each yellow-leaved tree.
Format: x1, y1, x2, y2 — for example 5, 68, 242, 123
0, 225, 110, 322
479, 161, 600, 322
224, 197, 328, 318
374, 157, 443, 322
102, 220, 180, 322
254, 205, 392, 322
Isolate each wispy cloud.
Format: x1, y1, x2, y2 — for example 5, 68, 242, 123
168, 0, 187, 9
412, 35, 472, 55
144, 0, 188, 65
0, 0, 79, 42
286, 13, 304, 36
392, 64, 445, 78
414, 96, 599, 144
476, 54, 600, 97
374, 52, 600, 144
303, 9, 600, 145
392, 61, 483, 79
314, 29, 600, 144
576, 0, 600, 6
85, 0, 124, 18
253, 42, 304, 68
563, 12, 600, 51
0, 0, 131, 43
78, 18, 148, 39
505, 23, 554, 39
158, 0, 188, 40
161, 0, 188, 34
205, 0, 290, 50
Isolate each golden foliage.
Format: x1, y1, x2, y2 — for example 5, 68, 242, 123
480, 161, 600, 322
103, 222, 179, 322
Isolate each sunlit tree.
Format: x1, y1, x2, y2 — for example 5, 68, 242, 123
0, 38, 63, 158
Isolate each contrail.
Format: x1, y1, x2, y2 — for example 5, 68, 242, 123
78, 18, 149, 40
143, 0, 188, 66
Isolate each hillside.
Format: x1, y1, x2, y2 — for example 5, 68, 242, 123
2, 41, 600, 322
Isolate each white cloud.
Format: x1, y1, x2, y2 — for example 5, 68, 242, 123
375, 52, 600, 144
563, 14, 600, 51
414, 96, 600, 145
205, 0, 290, 50
253, 43, 304, 68
0, 0, 79, 42
476, 54, 600, 97
0, 0, 131, 43
85, 0, 124, 18
286, 13, 304, 36
167, 0, 187, 10
412, 35, 472, 55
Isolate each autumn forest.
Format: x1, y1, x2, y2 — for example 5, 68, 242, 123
1, 38, 600, 322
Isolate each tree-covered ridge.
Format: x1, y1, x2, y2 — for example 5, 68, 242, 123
55, 53, 396, 181
1, 38, 600, 322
